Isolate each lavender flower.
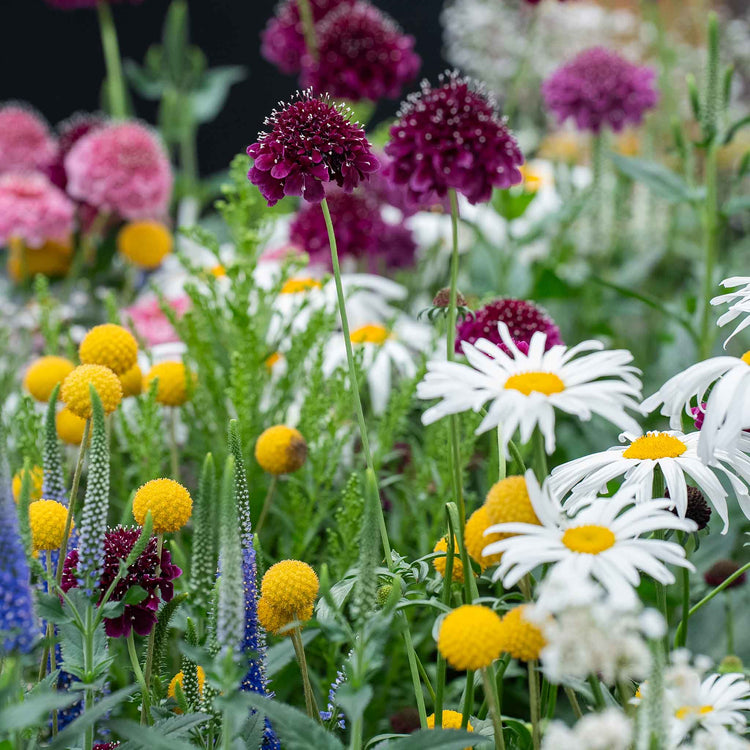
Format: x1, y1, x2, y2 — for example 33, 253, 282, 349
385, 71, 523, 205
247, 91, 380, 206
320, 664, 348, 729
542, 47, 659, 133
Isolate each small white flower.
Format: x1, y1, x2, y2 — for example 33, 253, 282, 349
484, 471, 696, 608
550, 430, 750, 533
417, 322, 642, 455
711, 276, 750, 347
542, 708, 633, 750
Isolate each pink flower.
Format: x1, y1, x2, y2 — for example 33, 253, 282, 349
0, 173, 75, 247
46, 112, 105, 190
65, 122, 173, 220
123, 295, 190, 347
0, 104, 58, 175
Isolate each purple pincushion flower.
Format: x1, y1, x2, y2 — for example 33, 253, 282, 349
385, 71, 524, 206
62, 526, 181, 638
247, 91, 380, 206
456, 298, 563, 355
301, 2, 420, 102
542, 47, 659, 133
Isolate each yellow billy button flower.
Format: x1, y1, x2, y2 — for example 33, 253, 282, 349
255, 425, 308, 475
427, 710, 473, 746
622, 432, 688, 460
12, 465, 43, 504
29, 499, 71, 551
23, 356, 75, 403
132, 478, 192, 534
56, 408, 88, 445
497, 605, 546, 662
350, 324, 390, 345
464, 506, 505, 571
168, 666, 206, 711
79, 324, 138, 375
432, 536, 464, 582
438, 605, 503, 671
280, 277, 323, 294
117, 221, 173, 269
119, 362, 143, 398
61, 364, 123, 419
261, 560, 319, 617
257, 595, 314, 636
145, 361, 192, 407
484, 475, 541, 527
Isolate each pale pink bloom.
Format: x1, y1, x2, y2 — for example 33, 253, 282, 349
0, 104, 58, 174
123, 295, 190, 347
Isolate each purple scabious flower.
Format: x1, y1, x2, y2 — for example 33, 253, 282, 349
301, 2, 420, 102
456, 298, 563, 355
61, 526, 181, 638
385, 71, 524, 206
261, 0, 354, 75
375, 222, 418, 272
247, 91, 380, 206
542, 47, 659, 133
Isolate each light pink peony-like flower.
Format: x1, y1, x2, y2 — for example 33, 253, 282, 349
0, 172, 75, 247
123, 295, 190, 347
65, 122, 173, 220
0, 104, 58, 175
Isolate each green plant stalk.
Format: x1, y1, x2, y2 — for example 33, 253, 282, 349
84, 606, 96, 750
255, 476, 277, 536
291, 626, 320, 721
587, 674, 606, 711
481, 667, 506, 750
46, 550, 59, 735
401, 614, 428, 728
564, 686, 583, 719
127, 632, 151, 720
296, 0, 318, 61
96, 2, 127, 118
169, 408, 180, 481
434, 511, 457, 727
461, 671, 475, 729
497, 425, 506, 482
532, 427, 548, 482
140, 533, 163, 724
528, 661, 541, 750
321, 198, 392, 567
699, 144, 719, 360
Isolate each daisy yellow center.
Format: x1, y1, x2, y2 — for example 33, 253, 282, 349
504, 371, 565, 396
675, 705, 713, 720
350, 324, 390, 345
210, 264, 226, 277
741, 350, 750, 365
520, 164, 545, 192
622, 432, 687, 460
281, 277, 323, 294
561, 524, 616, 554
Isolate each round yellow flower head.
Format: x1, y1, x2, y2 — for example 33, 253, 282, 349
12, 465, 43, 504
464, 506, 505, 571
255, 425, 308, 475
261, 560, 319, 616
258, 595, 314, 635
432, 536, 464, 582
23, 356, 75, 403
56, 408, 88, 446
497, 605, 546, 662
168, 666, 206, 710
438, 605, 503, 671
145, 361, 192, 406
119, 363, 143, 398
61, 364, 123, 419
132, 478, 192, 534
29, 499, 70, 551
117, 221, 173, 270
7, 237, 73, 282
484, 475, 541, 527
79, 324, 138, 375
426, 710, 473, 745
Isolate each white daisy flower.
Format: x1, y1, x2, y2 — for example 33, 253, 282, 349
416, 322, 642, 455
323, 315, 434, 415
711, 276, 750, 347
484, 471, 696, 608
550, 430, 750, 533
542, 708, 633, 750
641, 352, 750, 464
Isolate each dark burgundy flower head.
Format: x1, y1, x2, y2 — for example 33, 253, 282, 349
456, 298, 562, 355
62, 526, 181, 638
375, 221, 418, 272
385, 71, 524, 206
301, 2, 420, 102
667, 485, 711, 531
247, 91, 380, 206
261, 0, 355, 75
542, 47, 659, 133
46, 113, 106, 190
704, 559, 746, 590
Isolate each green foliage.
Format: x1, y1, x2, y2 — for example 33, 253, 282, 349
41, 385, 66, 501
326, 474, 365, 579
190, 453, 217, 613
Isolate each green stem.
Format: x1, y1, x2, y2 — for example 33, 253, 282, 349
481, 667, 506, 750
296, 0, 318, 62
291, 627, 320, 721
461, 670, 475, 730
528, 661, 541, 750
587, 674, 606, 711
497, 425, 506, 482
83, 607, 95, 750
401, 615, 427, 728
676, 562, 690, 649
169, 408, 180, 481
255, 476, 277, 536
139, 534, 163, 724
699, 144, 719, 360
321, 198, 392, 568
564, 686, 583, 719
531, 427, 548, 482
127, 632, 151, 719
96, 2, 127, 118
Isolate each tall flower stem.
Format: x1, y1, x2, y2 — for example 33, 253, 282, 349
401, 614, 428, 728
461, 670, 475, 730
321, 198, 392, 567
297, 0, 318, 62
255, 476, 277, 536
564, 686, 583, 719
169, 408, 180, 481
83, 606, 96, 750
532, 427, 548, 482
675, 532, 691, 649
587, 674, 606, 711
527, 661, 541, 750
127, 632, 151, 720
481, 667, 506, 750
290, 626, 320, 721
139, 533, 163, 724
96, 2, 128, 119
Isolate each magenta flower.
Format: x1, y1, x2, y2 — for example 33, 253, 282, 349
261, 0, 354, 75
247, 91, 379, 206
65, 121, 173, 220
301, 2, 420, 102
385, 72, 523, 205
456, 298, 563, 355
62, 526, 181, 639
46, 113, 105, 190
0, 104, 58, 175
542, 47, 659, 133
0, 173, 75, 248
123, 294, 190, 347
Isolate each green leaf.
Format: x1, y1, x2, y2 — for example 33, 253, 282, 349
723, 195, 750, 216
36, 592, 70, 624
122, 585, 149, 605
609, 153, 702, 203
335, 683, 372, 725
192, 66, 246, 124
378, 729, 485, 748
115, 713, 210, 750
108, 720, 196, 750
0, 690, 81, 730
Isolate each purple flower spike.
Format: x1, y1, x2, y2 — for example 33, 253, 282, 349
247, 91, 380, 206
542, 47, 659, 134
385, 71, 524, 206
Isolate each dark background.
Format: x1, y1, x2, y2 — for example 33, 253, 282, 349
1, 0, 448, 175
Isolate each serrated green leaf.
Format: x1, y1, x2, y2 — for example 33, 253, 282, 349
609, 153, 702, 203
